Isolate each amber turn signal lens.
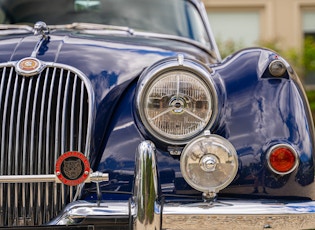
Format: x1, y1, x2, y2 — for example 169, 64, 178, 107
267, 145, 298, 175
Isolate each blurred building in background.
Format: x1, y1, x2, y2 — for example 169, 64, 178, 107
204, 0, 315, 50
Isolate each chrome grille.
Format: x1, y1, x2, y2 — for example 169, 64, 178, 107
0, 63, 93, 226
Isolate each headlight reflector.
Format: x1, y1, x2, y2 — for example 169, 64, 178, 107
180, 132, 238, 195
136, 57, 217, 145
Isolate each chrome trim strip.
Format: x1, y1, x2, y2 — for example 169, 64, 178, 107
0, 172, 109, 184
196, 0, 222, 61
0, 175, 57, 183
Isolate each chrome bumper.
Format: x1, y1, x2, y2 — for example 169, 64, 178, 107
50, 141, 315, 230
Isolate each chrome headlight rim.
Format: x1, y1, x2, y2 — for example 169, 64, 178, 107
136, 56, 218, 145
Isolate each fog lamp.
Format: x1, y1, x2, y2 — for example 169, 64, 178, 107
180, 131, 238, 197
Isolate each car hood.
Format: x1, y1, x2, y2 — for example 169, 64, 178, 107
0, 30, 213, 156
0, 31, 212, 104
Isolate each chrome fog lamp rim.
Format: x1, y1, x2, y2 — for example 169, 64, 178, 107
180, 132, 238, 195
136, 56, 218, 145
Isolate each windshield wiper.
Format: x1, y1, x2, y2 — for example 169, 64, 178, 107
49, 22, 134, 35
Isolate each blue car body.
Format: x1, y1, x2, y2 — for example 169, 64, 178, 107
1, 0, 315, 229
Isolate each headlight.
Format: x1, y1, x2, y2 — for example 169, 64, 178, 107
180, 131, 238, 197
136, 55, 217, 145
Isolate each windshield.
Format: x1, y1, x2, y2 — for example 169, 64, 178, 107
0, 0, 210, 46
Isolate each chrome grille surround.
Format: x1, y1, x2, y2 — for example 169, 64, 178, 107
0, 61, 94, 227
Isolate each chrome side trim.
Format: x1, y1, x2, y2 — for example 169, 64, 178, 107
0, 172, 108, 184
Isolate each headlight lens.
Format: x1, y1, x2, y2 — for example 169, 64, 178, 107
136, 56, 217, 145
180, 132, 238, 194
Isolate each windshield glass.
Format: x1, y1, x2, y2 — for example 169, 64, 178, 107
0, 0, 210, 46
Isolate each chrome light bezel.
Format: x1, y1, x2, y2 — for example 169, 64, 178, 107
135, 55, 218, 145
180, 131, 238, 194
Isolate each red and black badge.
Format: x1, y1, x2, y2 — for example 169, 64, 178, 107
55, 151, 90, 186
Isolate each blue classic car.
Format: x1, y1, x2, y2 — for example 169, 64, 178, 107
1, 0, 315, 229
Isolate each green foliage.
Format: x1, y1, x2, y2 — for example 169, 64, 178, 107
216, 38, 244, 59
303, 36, 315, 74
306, 90, 315, 111
306, 90, 315, 122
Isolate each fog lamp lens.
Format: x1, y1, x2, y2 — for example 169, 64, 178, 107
180, 133, 238, 194
267, 145, 298, 174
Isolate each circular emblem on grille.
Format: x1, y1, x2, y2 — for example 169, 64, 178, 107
55, 151, 90, 186
16, 57, 43, 76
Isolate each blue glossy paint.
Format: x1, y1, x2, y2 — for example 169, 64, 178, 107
0, 31, 211, 159
0, 31, 314, 201
91, 48, 315, 200
213, 49, 315, 197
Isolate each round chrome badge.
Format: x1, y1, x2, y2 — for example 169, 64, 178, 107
16, 57, 43, 76
55, 151, 90, 186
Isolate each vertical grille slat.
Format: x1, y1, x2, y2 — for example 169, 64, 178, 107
45, 67, 56, 222
78, 82, 84, 152
23, 78, 34, 226
14, 76, 25, 226
30, 72, 41, 226
2, 67, 14, 226
60, 70, 71, 207
70, 74, 78, 150
0, 63, 93, 227
0, 67, 6, 226
62, 70, 70, 153
17, 78, 26, 226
